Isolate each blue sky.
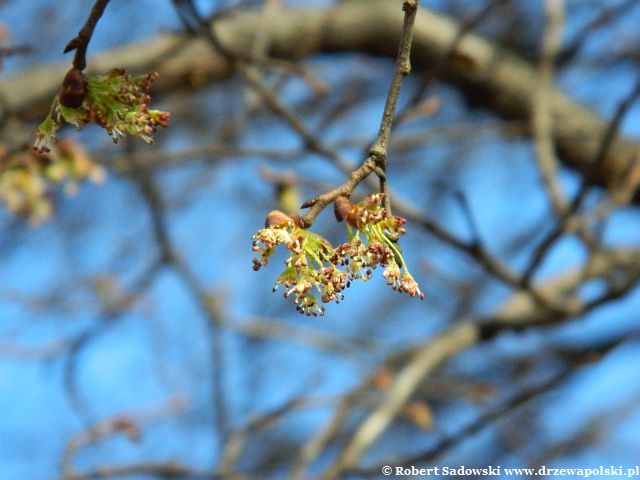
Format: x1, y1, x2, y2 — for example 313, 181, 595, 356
1, 1, 639, 479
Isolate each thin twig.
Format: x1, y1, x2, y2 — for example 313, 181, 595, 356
61, 397, 189, 479
60, 462, 211, 480
368, 0, 419, 215
355, 334, 630, 476
64, 0, 111, 71
0, 44, 31, 58
220, 394, 335, 475
532, 0, 566, 216
62, 261, 162, 425
522, 73, 640, 284
393, 0, 510, 127
129, 158, 230, 460
317, 323, 478, 480
556, 0, 638, 67
299, 0, 420, 224
288, 382, 374, 480
170, 0, 360, 228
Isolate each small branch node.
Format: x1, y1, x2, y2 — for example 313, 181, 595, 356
403, 0, 418, 12
64, 0, 111, 71
369, 145, 386, 159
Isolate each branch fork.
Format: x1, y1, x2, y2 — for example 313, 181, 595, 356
299, 1, 419, 226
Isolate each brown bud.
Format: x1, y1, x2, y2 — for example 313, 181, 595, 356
300, 198, 318, 209
403, 401, 434, 431
59, 68, 87, 109
334, 196, 353, 223
287, 213, 304, 228
265, 210, 293, 228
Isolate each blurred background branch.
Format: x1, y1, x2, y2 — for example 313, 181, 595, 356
1, 0, 639, 479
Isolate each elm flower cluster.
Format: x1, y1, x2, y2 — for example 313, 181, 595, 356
252, 214, 346, 316
34, 68, 170, 153
335, 194, 424, 299
251, 194, 423, 316
0, 137, 105, 225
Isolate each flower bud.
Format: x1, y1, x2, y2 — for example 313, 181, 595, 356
59, 68, 87, 109
334, 195, 353, 223
287, 213, 304, 228
265, 210, 293, 228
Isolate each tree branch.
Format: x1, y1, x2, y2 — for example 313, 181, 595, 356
63, 0, 112, 71
318, 323, 478, 480
369, 0, 419, 215
3, 1, 640, 198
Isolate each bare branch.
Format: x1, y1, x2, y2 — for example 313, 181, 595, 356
369, 0, 419, 214
4, 3, 640, 197
318, 323, 478, 480
532, 0, 566, 216
63, 0, 111, 71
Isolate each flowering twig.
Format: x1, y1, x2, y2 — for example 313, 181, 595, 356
252, 194, 423, 316
34, 69, 170, 153
171, 1, 424, 315
33, 0, 169, 153
0, 138, 105, 224
23, 0, 169, 224
250, 2, 423, 315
